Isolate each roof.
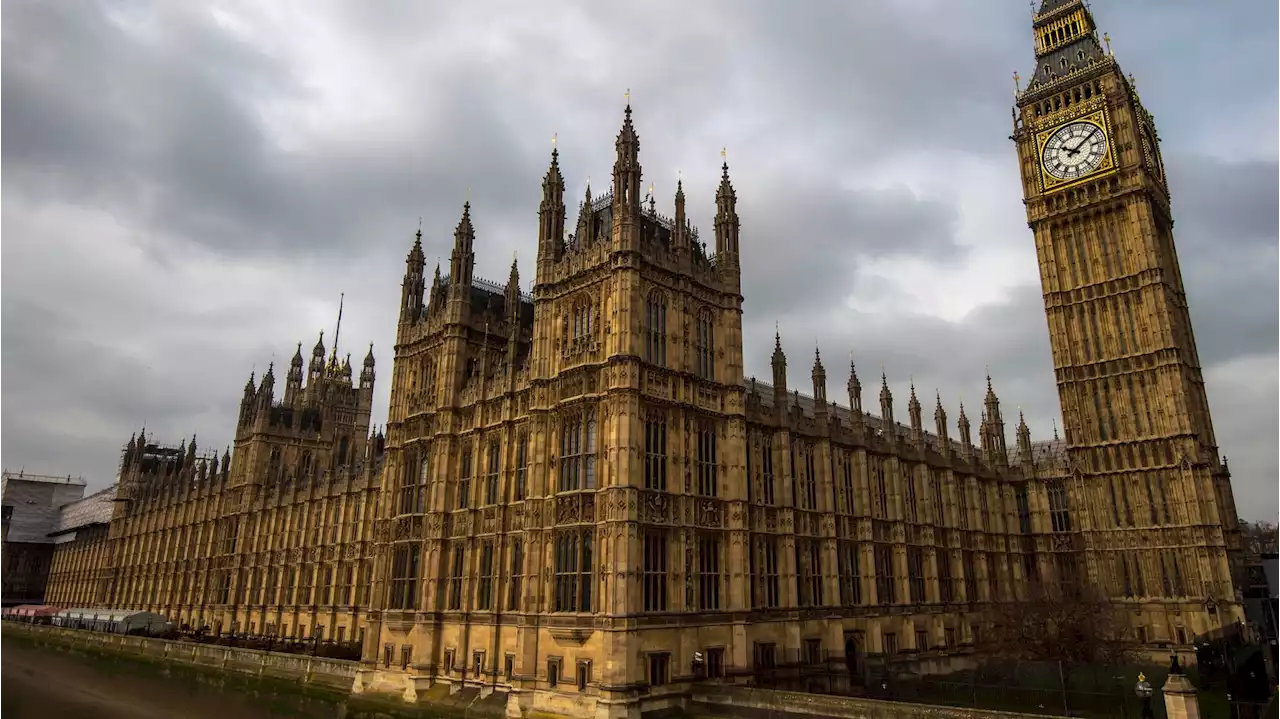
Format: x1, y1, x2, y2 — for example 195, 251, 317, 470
57, 608, 168, 622
51, 485, 117, 536
10, 604, 60, 616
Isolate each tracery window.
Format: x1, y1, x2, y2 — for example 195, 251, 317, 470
458, 443, 473, 509
792, 442, 816, 510
796, 539, 823, 608
696, 534, 722, 611
695, 421, 717, 497
389, 542, 419, 608
874, 545, 896, 605
644, 292, 667, 366
484, 440, 500, 506
642, 530, 668, 612
1047, 480, 1072, 533
506, 539, 524, 611
447, 543, 465, 610
695, 310, 715, 380
837, 540, 862, 605
513, 432, 528, 502
477, 541, 495, 610
553, 529, 593, 612
643, 411, 667, 491
558, 409, 597, 492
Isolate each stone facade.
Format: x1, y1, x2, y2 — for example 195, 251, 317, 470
1011, 0, 1243, 649
45, 484, 118, 607
98, 334, 387, 642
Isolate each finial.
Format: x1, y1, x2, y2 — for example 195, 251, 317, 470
466, 186, 471, 202
624, 88, 631, 106
1013, 71, 1021, 93
552, 132, 557, 149
1103, 32, 1112, 55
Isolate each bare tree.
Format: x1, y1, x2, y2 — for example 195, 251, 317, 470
976, 584, 1140, 667
1239, 519, 1278, 557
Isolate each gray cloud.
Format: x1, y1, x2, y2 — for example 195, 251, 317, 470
2, 0, 1275, 520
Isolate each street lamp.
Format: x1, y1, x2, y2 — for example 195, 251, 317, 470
1134, 672, 1154, 719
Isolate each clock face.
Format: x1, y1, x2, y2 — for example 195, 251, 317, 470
1041, 121, 1109, 181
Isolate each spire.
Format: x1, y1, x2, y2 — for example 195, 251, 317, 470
957, 401, 973, 456
714, 149, 740, 262
538, 138, 566, 261
361, 343, 375, 388
934, 392, 950, 449
291, 342, 304, 369
879, 371, 894, 426
450, 201, 476, 287
1025, 0, 1107, 94
402, 226, 426, 320
771, 326, 787, 393
1017, 409, 1033, 463
847, 356, 863, 414
812, 347, 828, 408
908, 381, 923, 438
329, 293, 345, 367
612, 92, 642, 213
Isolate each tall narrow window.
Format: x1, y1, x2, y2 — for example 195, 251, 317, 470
838, 541, 862, 605
939, 551, 955, 603
643, 412, 668, 491
447, 544, 465, 610
796, 539, 823, 607
643, 531, 668, 612
695, 422, 718, 497
553, 530, 593, 612
871, 457, 888, 519
1015, 485, 1032, 534
477, 541, 495, 610
695, 311, 715, 380
697, 534, 721, 611
388, 544, 421, 610
1047, 480, 1072, 532
760, 437, 776, 506
907, 547, 926, 604
514, 432, 528, 501
874, 544, 896, 605
507, 539, 524, 611
559, 409, 597, 492
484, 441, 500, 506
756, 536, 780, 609
794, 443, 817, 510
644, 293, 667, 366
904, 470, 918, 523
839, 454, 856, 515
933, 472, 946, 526
458, 444, 473, 509
399, 449, 428, 515
962, 551, 979, 601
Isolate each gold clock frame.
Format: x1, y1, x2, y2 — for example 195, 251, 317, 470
1035, 108, 1117, 194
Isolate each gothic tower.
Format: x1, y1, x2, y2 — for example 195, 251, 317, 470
1012, 0, 1242, 635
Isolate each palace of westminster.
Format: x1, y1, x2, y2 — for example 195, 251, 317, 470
30, 2, 1247, 716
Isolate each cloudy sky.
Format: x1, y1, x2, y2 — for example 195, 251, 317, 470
3, 1, 1275, 521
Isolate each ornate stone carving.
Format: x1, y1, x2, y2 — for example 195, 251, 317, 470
695, 499, 723, 528
640, 491, 670, 524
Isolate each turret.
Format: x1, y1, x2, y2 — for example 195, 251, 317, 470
879, 372, 894, 428
449, 202, 476, 291
361, 343, 376, 388
612, 99, 642, 216
537, 143, 566, 264
673, 177, 689, 253
714, 156, 740, 269
847, 359, 864, 431
308, 331, 326, 387
1017, 410, 1033, 466
402, 228, 426, 322
285, 342, 304, 404
771, 330, 788, 421
908, 382, 923, 445
812, 348, 828, 423
239, 370, 257, 425
982, 374, 1008, 467
505, 257, 522, 371
934, 393, 951, 457
958, 402, 974, 460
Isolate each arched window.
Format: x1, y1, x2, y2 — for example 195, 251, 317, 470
644, 293, 667, 367
695, 310, 715, 381
559, 408, 598, 492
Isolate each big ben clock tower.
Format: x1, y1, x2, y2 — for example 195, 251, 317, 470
1012, 0, 1244, 642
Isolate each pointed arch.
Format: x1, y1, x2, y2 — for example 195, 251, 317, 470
695, 307, 716, 381
644, 290, 667, 367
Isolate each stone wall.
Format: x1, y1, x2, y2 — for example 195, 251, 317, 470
690, 685, 1059, 719
4, 622, 359, 690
